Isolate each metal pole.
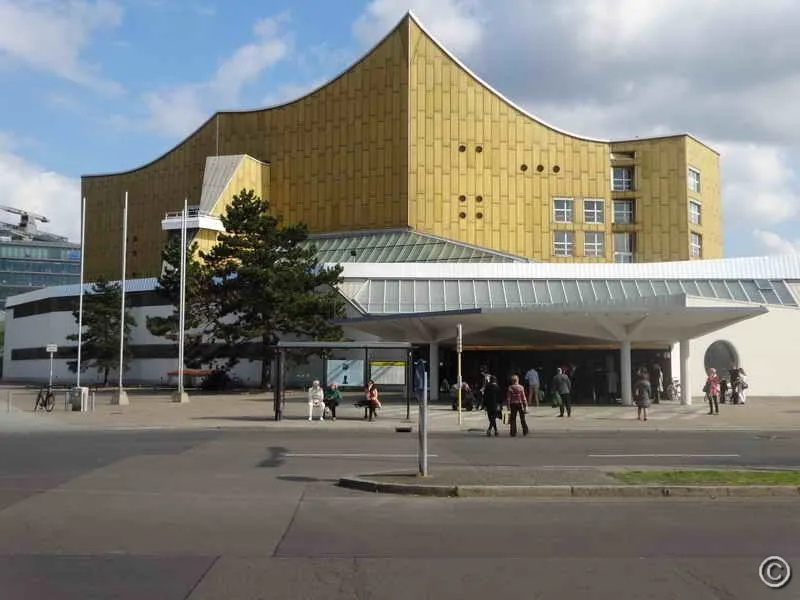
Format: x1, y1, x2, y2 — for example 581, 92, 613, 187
49, 352, 54, 389
177, 198, 187, 396
406, 350, 412, 421
76, 196, 86, 388
419, 369, 429, 476
6, 390, 10, 413
457, 324, 463, 425
118, 192, 128, 393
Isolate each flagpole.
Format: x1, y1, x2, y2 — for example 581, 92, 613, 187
114, 192, 129, 406
173, 197, 189, 403
76, 196, 86, 388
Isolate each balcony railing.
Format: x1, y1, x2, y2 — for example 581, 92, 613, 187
161, 208, 225, 232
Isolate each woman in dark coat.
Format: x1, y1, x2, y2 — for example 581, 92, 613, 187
482, 375, 502, 436
634, 368, 652, 421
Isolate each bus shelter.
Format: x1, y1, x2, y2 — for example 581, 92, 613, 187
272, 340, 415, 420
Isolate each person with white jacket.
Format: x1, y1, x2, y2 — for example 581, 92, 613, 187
308, 380, 325, 421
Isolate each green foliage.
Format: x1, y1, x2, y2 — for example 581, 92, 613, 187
200, 189, 346, 385
67, 277, 137, 386
146, 236, 213, 368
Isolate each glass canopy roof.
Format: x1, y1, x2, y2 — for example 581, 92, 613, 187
339, 278, 798, 315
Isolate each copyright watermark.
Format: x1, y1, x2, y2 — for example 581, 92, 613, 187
759, 556, 792, 589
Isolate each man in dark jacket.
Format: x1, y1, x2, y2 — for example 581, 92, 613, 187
482, 375, 502, 436
552, 367, 572, 417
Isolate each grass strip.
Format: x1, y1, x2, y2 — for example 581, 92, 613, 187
611, 470, 800, 486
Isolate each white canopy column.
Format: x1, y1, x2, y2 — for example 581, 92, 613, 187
680, 339, 692, 405
620, 340, 633, 406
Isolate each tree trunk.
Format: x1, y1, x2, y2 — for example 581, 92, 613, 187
103, 368, 109, 386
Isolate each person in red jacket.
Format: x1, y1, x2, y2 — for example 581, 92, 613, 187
505, 374, 529, 437
704, 368, 721, 415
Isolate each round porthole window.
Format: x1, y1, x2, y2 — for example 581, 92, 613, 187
459, 194, 466, 202
553, 165, 561, 173
458, 144, 467, 152
476, 212, 484, 219
520, 164, 528, 172
536, 164, 545, 172
459, 212, 467, 219
476, 195, 483, 203
476, 145, 483, 153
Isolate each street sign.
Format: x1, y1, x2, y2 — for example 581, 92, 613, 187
456, 324, 463, 354
46, 344, 58, 353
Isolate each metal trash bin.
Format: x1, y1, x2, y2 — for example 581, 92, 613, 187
70, 387, 89, 412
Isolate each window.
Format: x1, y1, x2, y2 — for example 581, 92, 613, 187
612, 166, 634, 191
689, 200, 702, 225
584, 232, 605, 257
553, 197, 574, 223
614, 233, 635, 263
613, 200, 634, 224
688, 167, 701, 193
691, 232, 702, 258
583, 199, 604, 224
553, 231, 575, 257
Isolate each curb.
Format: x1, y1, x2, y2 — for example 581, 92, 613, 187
338, 476, 800, 498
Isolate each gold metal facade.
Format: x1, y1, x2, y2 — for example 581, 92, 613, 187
82, 14, 721, 280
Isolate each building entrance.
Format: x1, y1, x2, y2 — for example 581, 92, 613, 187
436, 346, 672, 405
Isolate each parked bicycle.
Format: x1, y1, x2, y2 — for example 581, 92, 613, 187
33, 386, 55, 413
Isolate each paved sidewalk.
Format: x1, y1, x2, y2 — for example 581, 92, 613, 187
1, 386, 799, 432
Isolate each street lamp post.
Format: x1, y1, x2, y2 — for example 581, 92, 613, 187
173, 198, 190, 403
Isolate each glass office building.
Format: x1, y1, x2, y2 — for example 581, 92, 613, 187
0, 234, 80, 311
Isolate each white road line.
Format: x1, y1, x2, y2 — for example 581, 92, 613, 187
588, 453, 741, 458
284, 453, 439, 458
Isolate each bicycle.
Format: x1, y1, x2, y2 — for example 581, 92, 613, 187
33, 386, 55, 413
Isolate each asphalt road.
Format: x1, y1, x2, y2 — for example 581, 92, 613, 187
0, 428, 798, 599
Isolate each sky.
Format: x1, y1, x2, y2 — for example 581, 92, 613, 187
1, 0, 799, 257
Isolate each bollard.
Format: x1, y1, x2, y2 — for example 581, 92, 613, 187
91, 391, 95, 412
6, 390, 10, 413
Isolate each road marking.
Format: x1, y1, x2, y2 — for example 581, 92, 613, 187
284, 453, 439, 458
588, 453, 740, 458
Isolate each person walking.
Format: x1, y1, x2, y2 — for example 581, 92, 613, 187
365, 380, 380, 421
634, 368, 652, 421
324, 382, 342, 421
552, 367, 572, 417
307, 380, 325, 421
482, 375, 502, 436
505, 375, 529, 437
704, 368, 720, 415
524, 366, 540, 407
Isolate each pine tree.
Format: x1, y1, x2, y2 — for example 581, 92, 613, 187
201, 189, 345, 387
146, 236, 212, 368
67, 277, 137, 386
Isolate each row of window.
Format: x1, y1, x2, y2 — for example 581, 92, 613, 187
0, 259, 81, 274
0, 245, 81, 261
612, 166, 702, 194
553, 231, 704, 261
554, 197, 703, 226
0, 272, 80, 287
553, 231, 635, 262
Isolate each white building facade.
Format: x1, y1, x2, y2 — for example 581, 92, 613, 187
4, 254, 800, 401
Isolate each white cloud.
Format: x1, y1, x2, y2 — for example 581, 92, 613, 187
0, 0, 123, 93
138, 13, 291, 138
353, 0, 484, 57
753, 230, 800, 254
0, 134, 81, 242
713, 143, 800, 226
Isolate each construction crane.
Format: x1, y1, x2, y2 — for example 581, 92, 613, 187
0, 205, 49, 234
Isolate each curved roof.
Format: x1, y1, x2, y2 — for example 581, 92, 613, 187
84, 11, 714, 179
